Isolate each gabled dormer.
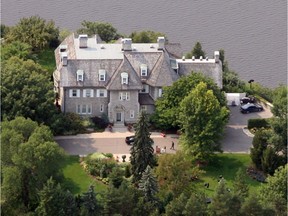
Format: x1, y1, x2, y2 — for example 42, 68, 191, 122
99, 69, 106, 81
121, 72, 129, 85
76, 69, 84, 82
140, 64, 148, 76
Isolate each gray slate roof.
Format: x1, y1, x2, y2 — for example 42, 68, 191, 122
139, 94, 155, 105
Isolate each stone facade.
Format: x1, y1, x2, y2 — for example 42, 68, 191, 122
53, 34, 223, 124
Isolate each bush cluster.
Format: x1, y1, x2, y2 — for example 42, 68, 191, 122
248, 118, 270, 130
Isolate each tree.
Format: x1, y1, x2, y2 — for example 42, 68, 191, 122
6, 15, 59, 50
183, 193, 208, 216
81, 185, 100, 216
129, 30, 166, 43
186, 42, 206, 59
1, 118, 65, 210
1, 41, 32, 61
138, 165, 159, 203
179, 82, 229, 160
153, 72, 226, 130
1, 24, 10, 38
271, 85, 287, 119
165, 193, 188, 216
77, 20, 119, 42
241, 194, 275, 216
130, 111, 156, 183
261, 147, 281, 175
36, 178, 77, 216
1, 57, 57, 124
233, 168, 249, 200
258, 165, 287, 215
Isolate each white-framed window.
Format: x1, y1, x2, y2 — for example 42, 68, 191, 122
140, 64, 147, 76
140, 105, 147, 111
119, 92, 130, 101
130, 110, 135, 118
76, 70, 84, 81
96, 89, 107, 97
99, 69, 106, 81
100, 104, 104, 112
83, 89, 94, 97
140, 84, 149, 93
69, 89, 80, 97
121, 72, 129, 84
77, 104, 92, 114
158, 88, 163, 97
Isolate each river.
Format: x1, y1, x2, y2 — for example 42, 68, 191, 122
2, 0, 287, 88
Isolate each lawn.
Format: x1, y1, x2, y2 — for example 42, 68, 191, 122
60, 155, 107, 195
196, 153, 263, 196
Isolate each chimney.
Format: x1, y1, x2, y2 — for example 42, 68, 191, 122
182, 56, 185, 61
200, 56, 203, 61
79, 34, 88, 48
192, 56, 195, 61
61, 52, 68, 66
122, 38, 132, 51
214, 51, 220, 63
157, 37, 165, 50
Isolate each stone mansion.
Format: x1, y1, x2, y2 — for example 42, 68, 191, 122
53, 34, 222, 124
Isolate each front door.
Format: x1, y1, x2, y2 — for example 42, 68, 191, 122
116, 112, 122, 122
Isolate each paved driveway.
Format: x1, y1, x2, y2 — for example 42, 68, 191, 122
55, 103, 273, 155
221, 104, 273, 153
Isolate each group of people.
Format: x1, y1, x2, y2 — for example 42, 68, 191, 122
156, 141, 175, 154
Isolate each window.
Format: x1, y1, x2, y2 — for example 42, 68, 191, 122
158, 88, 163, 97
121, 72, 129, 84
77, 70, 84, 81
83, 89, 94, 97
119, 92, 130, 101
140, 64, 147, 76
130, 110, 134, 118
140, 105, 147, 111
100, 104, 104, 112
140, 84, 149, 93
77, 104, 92, 114
69, 89, 80, 97
99, 69, 106, 81
96, 89, 107, 97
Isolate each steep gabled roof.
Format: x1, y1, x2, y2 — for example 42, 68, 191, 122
147, 52, 180, 87
106, 55, 143, 90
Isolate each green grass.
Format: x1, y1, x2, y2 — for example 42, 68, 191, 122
60, 155, 107, 195
196, 153, 263, 196
35, 48, 56, 73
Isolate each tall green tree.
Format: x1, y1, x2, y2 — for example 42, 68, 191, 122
129, 30, 166, 43
6, 15, 59, 50
130, 111, 156, 183
1, 57, 57, 124
77, 20, 119, 42
81, 185, 100, 216
241, 194, 275, 216
233, 168, 249, 200
1, 24, 10, 38
186, 42, 206, 59
139, 165, 159, 203
258, 165, 287, 215
153, 72, 226, 130
165, 193, 188, 216
36, 178, 77, 216
183, 193, 208, 216
1, 41, 32, 61
179, 82, 229, 160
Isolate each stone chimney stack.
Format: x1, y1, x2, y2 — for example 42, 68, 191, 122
79, 34, 88, 48
157, 37, 165, 50
214, 51, 220, 63
122, 38, 132, 51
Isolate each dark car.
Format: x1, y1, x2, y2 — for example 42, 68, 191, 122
240, 103, 263, 114
240, 96, 256, 104
125, 136, 135, 145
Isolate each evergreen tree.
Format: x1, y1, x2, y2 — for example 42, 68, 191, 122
241, 194, 275, 216
183, 193, 208, 216
186, 42, 206, 59
139, 165, 159, 203
130, 111, 156, 183
165, 193, 188, 216
233, 168, 249, 200
81, 185, 99, 216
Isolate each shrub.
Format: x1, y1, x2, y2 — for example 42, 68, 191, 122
248, 118, 270, 130
84, 156, 117, 177
90, 115, 109, 129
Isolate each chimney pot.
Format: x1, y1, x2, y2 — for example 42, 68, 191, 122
214, 51, 220, 63
122, 38, 132, 51
79, 34, 88, 48
157, 37, 165, 50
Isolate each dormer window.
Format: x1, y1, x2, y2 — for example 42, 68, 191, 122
99, 69, 106, 81
77, 70, 84, 81
121, 72, 128, 84
140, 64, 147, 76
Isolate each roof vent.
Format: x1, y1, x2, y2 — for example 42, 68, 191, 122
100, 45, 105, 49
200, 56, 203, 61
182, 56, 185, 61
206, 56, 209, 61
157, 37, 165, 50
132, 47, 136, 51
59, 45, 67, 53
192, 56, 195, 61
150, 44, 154, 48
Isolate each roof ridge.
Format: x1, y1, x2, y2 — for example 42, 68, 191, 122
147, 52, 164, 82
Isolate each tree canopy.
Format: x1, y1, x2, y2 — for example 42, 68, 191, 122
77, 20, 119, 42
186, 42, 206, 59
129, 30, 166, 43
5, 15, 59, 50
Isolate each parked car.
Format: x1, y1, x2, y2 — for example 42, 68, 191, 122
240, 96, 256, 104
125, 136, 135, 145
240, 103, 264, 113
